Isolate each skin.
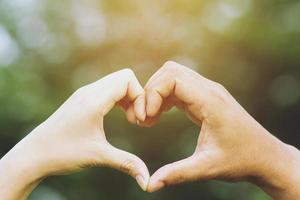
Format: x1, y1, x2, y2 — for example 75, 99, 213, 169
139, 61, 300, 200
1, 63, 300, 199
0, 69, 150, 200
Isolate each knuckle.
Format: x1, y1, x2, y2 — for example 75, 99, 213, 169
117, 68, 136, 84
120, 68, 135, 78
119, 159, 135, 175
163, 60, 182, 72
73, 86, 89, 98
71, 86, 96, 111
209, 82, 228, 101
215, 82, 226, 91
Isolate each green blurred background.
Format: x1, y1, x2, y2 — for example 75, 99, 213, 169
0, 0, 300, 199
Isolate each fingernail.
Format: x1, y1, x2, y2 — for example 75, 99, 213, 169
136, 175, 148, 191
149, 181, 164, 193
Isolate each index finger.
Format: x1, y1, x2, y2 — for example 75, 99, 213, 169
145, 61, 214, 118
86, 68, 146, 121
144, 61, 193, 117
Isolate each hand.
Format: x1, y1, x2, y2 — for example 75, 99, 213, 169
0, 69, 150, 200
142, 61, 300, 199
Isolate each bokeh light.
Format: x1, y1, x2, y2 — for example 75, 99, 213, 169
0, 0, 299, 200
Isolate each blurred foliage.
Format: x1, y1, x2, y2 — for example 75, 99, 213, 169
0, 0, 300, 199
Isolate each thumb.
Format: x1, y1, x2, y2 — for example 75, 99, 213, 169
148, 153, 213, 192
103, 143, 150, 191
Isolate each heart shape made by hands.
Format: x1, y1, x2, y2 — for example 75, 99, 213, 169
0, 61, 291, 200
119, 61, 263, 193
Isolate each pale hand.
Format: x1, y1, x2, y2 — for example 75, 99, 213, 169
0, 69, 150, 200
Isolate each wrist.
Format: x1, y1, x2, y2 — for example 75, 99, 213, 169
0, 154, 43, 198
0, 146, 45, 183
251, 137, 300, 199
0, 128, 48, 199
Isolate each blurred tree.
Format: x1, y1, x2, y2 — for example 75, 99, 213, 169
0, 0, 299, 199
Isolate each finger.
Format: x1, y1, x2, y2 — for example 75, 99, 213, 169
145, 62, 183, 118
138, 115, 161, 127
103, 143, 150, 191
145, 61, 183, 88
133, 93, 146, 122
117, 92, 144, 124
145, 89, 164, 117
147, 156, 198, 192
126, 105, 137, 124
145, 78, 176, 117
148, 149, 218, 193
117, 100, 138, 124
117, 99, 130, 111
145, 61, 212, 121
139, 96, 174, 127
125, 73, 146, 121
88, 69, 145, 120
